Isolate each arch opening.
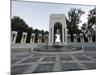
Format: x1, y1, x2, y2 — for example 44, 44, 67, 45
54, 22, 62, 43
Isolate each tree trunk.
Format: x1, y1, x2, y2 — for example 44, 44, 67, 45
70, 33, 74, 42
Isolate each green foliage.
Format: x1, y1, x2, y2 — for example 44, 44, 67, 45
11, 16, 28, 32
66, 8, 84, 41
81, 8, 96, 36
67, 8, 84, 33
80, 8, 96, 42
87, 8, 96, 30
81, 23, 87, 31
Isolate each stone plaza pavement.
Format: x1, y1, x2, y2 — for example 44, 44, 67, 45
11, 43, 96, 75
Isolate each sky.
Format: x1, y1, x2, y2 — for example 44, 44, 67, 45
12, 0, 95, 31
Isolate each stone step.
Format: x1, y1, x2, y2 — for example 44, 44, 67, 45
53, 43, 63, 47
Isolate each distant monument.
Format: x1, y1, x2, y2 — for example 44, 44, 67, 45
49, 14, 67, 46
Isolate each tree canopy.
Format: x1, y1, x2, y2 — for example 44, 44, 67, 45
66, 8, 84, 41
66, 8, 84, 33
81, 8, 96, 36
87, 8, 96, 30
11, 16, 29, 32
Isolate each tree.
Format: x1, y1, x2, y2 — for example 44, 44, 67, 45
82, 8, 96, 42
66, 8, 84, 41
11, 16, 29, 31
81, 23, 87, 35
26, 27, 34, 43
33, 29, 40, 43
44, 31, 49, 34
40, 30, 45, 42
87, 8, 96, 30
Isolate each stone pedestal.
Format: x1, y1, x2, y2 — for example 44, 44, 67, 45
38, 34, 42, 43
11, 31, 17, 44
49, 14, 67, 46
21, 32, 27, 44
30, 33, 35, 44
73, 34, 77, 42
87, 34, 92, 43
87, 31, 92, 43
80, 33, 84, 43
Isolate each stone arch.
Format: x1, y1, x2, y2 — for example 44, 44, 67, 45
49, 14, 67, 46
